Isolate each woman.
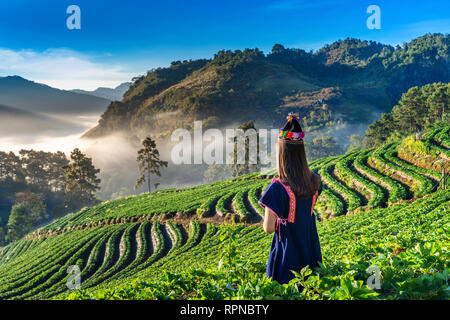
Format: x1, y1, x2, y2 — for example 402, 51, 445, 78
258, 112, 323, 285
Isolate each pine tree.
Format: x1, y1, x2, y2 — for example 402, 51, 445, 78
229, 121, 263, 177
427, 84, 448, 124
63, 148, 101, 210
135, 137, 168, 193
393, 86, 426, 132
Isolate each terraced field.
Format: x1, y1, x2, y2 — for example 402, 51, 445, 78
0, 126, 448, 300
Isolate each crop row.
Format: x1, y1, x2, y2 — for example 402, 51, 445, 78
370, 143, 432, 197
354, 149, 408, 203
66, 188, 450, 300
319, 161, 362, 212
317, 185, 345, 217
232, 189, 252, 220
383, 143, 436, 195
335, 151, 386, 208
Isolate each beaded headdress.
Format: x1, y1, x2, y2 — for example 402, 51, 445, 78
278, 112, 305, 143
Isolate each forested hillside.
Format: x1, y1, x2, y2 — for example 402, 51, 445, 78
84, 34, 449, 144
364, 82, 449, 147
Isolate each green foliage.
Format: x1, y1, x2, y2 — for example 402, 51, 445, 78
65, 190, 449, 300
135, 137, 168, 192
0, 150, 69, 240
7, 197, 47, 242
315, 37, 393, 67
306, 136, 344, 161
0, 218, 5, 246
347, 135, 364, 153
365, 82, 450, 147
85, 34, 450, 155
0, 129, 449, 300
63, 148, 101, 211
228, 121, 264, 178
203, 164, 230, 183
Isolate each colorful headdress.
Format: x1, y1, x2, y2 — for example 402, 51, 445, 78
279, 112, 305, 143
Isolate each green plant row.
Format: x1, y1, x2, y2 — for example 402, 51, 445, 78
80, 226, 127, 289
0, 230, 98, 295
426, 127, 450, 157
41, 180, 258, 230
106, 222, 151, 282
0, 230, 102, 299
177, 220, 201, 254
166, 221, 184, 253
16, 229, 110, 300
354, 149, 407, 203
383, 144, 436, 195
319, 161, 362, 212
216, 191, 236, 216
67, 189, 450, 300
335, 151, 386, 208
232, 189, 252, 220
319, 185, 345, 217
247, 183, 265, 216
371, 143, 428, 197
116, 221, 165, 280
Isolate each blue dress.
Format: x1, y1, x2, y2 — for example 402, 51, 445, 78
258, 174, 323, 284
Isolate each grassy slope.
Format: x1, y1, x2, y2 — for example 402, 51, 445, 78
0, 126, 449, 300
64, 189, 449, 300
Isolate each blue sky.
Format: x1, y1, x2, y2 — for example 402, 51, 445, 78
0, 0, 448, 90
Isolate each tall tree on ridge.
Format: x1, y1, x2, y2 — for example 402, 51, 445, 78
63, 148, 101, 210
135, 137, 168, 193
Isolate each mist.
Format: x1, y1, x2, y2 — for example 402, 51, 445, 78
0, 105, 385, 202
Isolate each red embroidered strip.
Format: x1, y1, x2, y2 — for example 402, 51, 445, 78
310, 190, 319, 216
272, 178, 296, 223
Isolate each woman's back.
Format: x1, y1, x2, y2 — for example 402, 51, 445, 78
259, 175, 322, 284
260, 112, 323, 284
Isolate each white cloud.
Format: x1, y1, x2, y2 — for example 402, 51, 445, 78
0, 47, 137, 90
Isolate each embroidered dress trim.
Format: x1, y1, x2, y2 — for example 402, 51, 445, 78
310, 190, 319, 216
271, 178, 296, 223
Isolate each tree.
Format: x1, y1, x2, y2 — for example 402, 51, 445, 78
229, 121, 264, 178
0, 218, 5, 246
427, 84, 448, 124
49, 152, 69, 192
204, 163, 230, 183
7, 195, 47, 242
392, 86, 426, 132
63, 148, 101, 210
306, 136, 344, 160
19, 150, 49, 187
0, 151, 23, 181
271, 43, 286, 54
347, 135, 364, 153
135, 137, 168, 193
363, 82, 450, 147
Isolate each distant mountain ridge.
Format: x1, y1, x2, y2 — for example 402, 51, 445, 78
83, 34, 450, 145
71, 82, 131, 101
0, 76, 111, 115
0, 103, 84, 136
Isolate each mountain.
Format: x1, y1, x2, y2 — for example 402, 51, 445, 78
71, 82, 131, 101
314, 38, 394, 66
83, 34, 450, 145
0, 76, 111, 116
0, 104, 84, 136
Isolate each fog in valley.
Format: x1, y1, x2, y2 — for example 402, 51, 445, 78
0, 106, 381, 202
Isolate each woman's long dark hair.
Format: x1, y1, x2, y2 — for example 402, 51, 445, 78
277, 140, 321, 199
